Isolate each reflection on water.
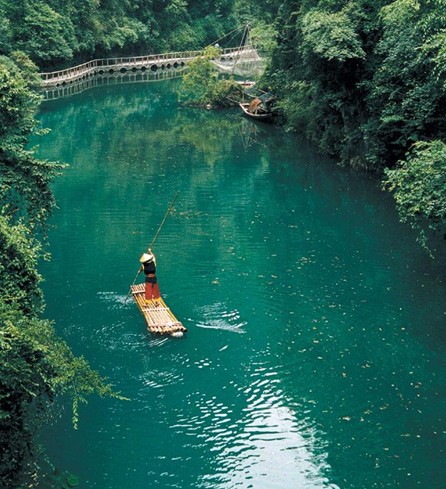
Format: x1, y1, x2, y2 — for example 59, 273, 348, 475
35, 79, 446, 489
42, 68, 185, 101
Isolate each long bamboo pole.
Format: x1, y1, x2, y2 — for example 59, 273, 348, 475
125, 191, 180, 303
149, 191, 180, 249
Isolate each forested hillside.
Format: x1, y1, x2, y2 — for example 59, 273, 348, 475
266, 0, 446, 242
1, 0, 445, 486
0, 0, 270, 67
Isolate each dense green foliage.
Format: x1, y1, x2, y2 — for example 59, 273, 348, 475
0, 302, 118, 486
265, 0, 446, 243
384, 140, 446, 248
0, 0, 250, 67
0, 53, 61, 229
267, 0, 446, 166
1, 0, 446, 482
0, 54, 120, 488
178, 46, 239, 106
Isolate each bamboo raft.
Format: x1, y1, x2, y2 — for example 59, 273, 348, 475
130, 283, 186, 336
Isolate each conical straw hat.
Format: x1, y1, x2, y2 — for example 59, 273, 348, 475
139, 252, 154, 263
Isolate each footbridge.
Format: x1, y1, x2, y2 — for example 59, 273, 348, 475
40, 47, 259, 88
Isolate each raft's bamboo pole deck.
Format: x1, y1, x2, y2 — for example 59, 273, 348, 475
131, 283, 186, 336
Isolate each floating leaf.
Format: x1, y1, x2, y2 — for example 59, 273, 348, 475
66, 473, 80, 487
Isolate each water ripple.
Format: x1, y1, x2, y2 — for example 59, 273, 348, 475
97, 291, 133, 309
168, 362, 339, 489
195, 302, 247, 333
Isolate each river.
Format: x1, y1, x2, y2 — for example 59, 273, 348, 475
36, 79, 446, 489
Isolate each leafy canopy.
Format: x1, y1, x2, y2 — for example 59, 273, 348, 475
178, 46, 238, 107
384, 140, 446, 247
0, 52, 124, 487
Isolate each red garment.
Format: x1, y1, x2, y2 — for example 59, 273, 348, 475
145, 282, 160, 301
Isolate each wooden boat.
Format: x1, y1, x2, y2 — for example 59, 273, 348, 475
130, 283, 186, 337
235, 80, 256, 89
239, 102, 273, 122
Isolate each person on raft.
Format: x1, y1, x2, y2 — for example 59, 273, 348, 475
139, 249, 161, 305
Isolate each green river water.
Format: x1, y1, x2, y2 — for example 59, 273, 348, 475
36, 79, 446, 489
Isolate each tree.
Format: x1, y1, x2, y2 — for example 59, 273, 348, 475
384, 140, 446, 248
0, 300, 122, 487
300, 6, 365, 63
0, 54, 62, 228
12, 1, 75, 65
178, 46, 238, 107
0, 53, 123, 488
361, 0, 446, 168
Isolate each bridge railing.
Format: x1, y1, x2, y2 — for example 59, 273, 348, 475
41, 47, 250, 85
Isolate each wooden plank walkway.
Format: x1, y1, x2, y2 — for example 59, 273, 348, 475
40, 47, 259, 87
131, 283, 186, 337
